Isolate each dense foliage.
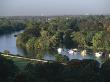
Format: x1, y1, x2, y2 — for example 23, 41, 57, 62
1, 54, 110, 82
17, 16, 110, 52
0, 18, 26, 34
0, 55, 18, 82
1, 15, 110, 82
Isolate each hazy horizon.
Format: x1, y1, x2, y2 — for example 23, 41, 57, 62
0, 0, 110, 16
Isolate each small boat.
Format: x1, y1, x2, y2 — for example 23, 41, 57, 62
14, 34, 17, 37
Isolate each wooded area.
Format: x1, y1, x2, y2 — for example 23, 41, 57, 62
15, 16, 110, 52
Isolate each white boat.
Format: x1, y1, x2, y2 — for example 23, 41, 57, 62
73, 48, 79, 55
57, 48, 68, 55
57, 48, 79, 56
68, 50, 74, 55
109, 54, 110, 57
95, 52, 103, 58
81, 50, 87, 56
57, 48, 62, 54
73, 48, 78, 51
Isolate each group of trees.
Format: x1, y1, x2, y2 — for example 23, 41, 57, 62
16, 15, 110, 52
0, 18, 26, 35
1, 16, 110, 82
1, 54, 110, 82
0, 55, 18, 82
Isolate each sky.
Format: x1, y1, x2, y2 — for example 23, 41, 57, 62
0, 0, 110, 16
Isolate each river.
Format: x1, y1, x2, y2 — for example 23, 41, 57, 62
0, 31, 24, 55
0, 30, 55, 60
0, 31, 107, 63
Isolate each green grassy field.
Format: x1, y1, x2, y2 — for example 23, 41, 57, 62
5, 56, 36, 70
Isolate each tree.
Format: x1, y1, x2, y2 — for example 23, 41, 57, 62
36, 54, 43, 60
26, 37, 36, 50
55, 54, 68, 63
13, 71, 35, 82
71, 32, 86, 48
92, 31, 104, 51
101, 60, 110, 82
0, 55, 18, 82
3, 50, 10, 55
63, 30, 74, 48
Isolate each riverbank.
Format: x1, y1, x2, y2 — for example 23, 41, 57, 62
0, 18, 25, 35
0, 51, 107, 70
0, 53, 49, 70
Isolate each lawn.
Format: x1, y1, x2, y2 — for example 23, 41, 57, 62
5, 56, 35, 70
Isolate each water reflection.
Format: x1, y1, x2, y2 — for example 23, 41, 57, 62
0, 30, 24, 55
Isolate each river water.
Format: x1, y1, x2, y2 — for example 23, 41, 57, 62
0, 31, 24, 55
0, 31, 107, 63
0, 30, 55, 60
